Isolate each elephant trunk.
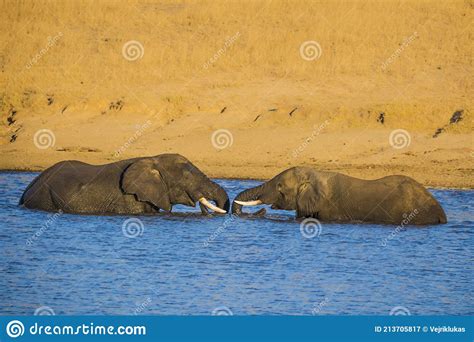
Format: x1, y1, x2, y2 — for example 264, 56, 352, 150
208, 182, 230, 213
232, 184, 264, 214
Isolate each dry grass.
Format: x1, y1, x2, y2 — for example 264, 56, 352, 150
0, 0, 472, 186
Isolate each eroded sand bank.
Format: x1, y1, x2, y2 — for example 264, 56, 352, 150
1, 1, 472, 188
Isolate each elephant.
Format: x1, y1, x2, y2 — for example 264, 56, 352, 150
20, 154, 230, 215
232, 167, 447, 225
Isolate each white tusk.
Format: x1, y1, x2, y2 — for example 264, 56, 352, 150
199, 197, 227, 214
234, 200, 263, 206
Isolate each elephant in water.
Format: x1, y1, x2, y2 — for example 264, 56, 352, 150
20, 154, 229, 215
232, 167, 447, 225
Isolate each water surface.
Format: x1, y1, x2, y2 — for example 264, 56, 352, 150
0, 172, 472, 315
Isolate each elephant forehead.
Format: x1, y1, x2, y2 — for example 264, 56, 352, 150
283, 170, 303, 184
159, 163, 196, 177
279, 180, 299, 193
156, 153, 188, 162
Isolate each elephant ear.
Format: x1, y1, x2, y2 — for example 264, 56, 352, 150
121, 159, 171, 211
296, 182, 320, 218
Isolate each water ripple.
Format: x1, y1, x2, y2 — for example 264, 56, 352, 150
0, 172, 472, 315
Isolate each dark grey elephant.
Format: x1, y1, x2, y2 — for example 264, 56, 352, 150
232, 167, 447, 225
20, 154, 229, 215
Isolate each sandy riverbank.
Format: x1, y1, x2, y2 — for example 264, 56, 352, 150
1, 0, 472, 188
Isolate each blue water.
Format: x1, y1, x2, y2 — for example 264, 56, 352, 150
0, 172, 472, 315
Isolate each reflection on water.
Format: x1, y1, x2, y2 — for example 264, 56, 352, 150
0, 172, 472, 315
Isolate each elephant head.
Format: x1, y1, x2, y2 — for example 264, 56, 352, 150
232, 167, 318, 216
122, 154, 230, 214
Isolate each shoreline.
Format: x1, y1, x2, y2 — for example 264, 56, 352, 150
1, 1, 472, 190
2, 167, 471, 191
1, 129, 472, 189
1, 147, 472, 190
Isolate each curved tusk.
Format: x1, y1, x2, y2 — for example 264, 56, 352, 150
199, 197, 227, 214
234, 200, 263, 206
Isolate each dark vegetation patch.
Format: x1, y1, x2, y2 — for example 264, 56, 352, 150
47, 94, 54, 105
433, 109, 464, 138
377, 112, 385, 124
109, 99, 124, 111
288, 107, 298, 117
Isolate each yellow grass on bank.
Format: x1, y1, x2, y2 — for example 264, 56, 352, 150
0, 0, 472, 187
